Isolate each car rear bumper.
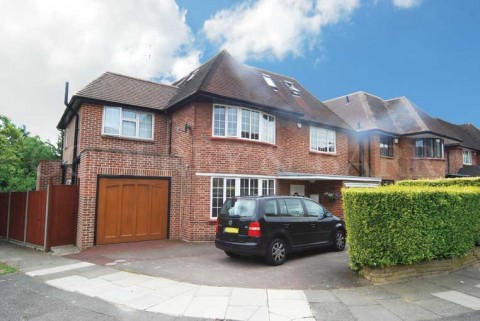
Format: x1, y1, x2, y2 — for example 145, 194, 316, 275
215, 238, 266, 256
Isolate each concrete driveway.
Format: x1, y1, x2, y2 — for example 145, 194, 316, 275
67, 240, 368, 289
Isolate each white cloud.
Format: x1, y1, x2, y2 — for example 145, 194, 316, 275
0, 0, 200, 142
392, 0, 421, 9
203, 0, 359, 62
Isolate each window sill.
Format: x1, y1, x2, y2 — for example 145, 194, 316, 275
211, 136, 277, 148
309, 150, 337, 156
412, 157, 445, 161
380, 155, 394, 159
102, 134, 155, 143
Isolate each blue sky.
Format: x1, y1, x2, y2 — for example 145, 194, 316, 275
0, 0, 478, 142
181, 0, 479, 127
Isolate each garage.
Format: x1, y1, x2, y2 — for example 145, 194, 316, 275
96, 177, 169, 245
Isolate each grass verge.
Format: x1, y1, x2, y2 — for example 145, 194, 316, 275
0, 262, 17, 275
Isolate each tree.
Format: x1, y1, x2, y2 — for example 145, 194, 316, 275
0, 115, 60, 191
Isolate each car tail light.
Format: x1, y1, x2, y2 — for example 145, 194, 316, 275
248, 221, 261, 238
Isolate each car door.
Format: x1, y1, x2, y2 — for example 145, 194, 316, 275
304, 200, 336, 245
278, 198, 311, 249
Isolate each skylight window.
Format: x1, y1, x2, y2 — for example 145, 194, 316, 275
284, 80, 301, 96
262, 74, 277, 89
186, 69, 198, 82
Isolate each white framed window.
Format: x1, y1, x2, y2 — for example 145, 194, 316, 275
102, 106, 154, 140
213, 105, 275, 144
310, 126, 336, 154
463, 150, 473, 165
210, 177, 275, 218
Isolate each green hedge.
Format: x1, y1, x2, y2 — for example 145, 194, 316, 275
397, 177, 480, 187
343, 186, 480, 270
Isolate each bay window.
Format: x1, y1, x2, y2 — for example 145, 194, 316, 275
103, 106, 153, 139
414, 138, 443, 159
213, 105, 275, 144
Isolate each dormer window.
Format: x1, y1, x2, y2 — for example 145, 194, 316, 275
284, 80, 301, 96
262, 74, 277, 89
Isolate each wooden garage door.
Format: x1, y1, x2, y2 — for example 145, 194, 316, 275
97, 178, 169, 245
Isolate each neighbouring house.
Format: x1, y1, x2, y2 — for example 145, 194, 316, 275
436, 119, 480, 177
37, 50, 479, 250
323, 91, 478, 183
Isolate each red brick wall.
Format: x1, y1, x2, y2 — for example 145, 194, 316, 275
36, 160, 62, 191
78, 103, 170, 155
447, 147, 463, 175
76, 149, 182, 249
352, 134, 447, 181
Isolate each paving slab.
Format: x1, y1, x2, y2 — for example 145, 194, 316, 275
268, 299, 313, 319
229, 288, 268, 306
268, 289, 306, 300
331, 288, 377, 306
305, 289, 340, 303
414, 298, 474, 317
26, 262, 94, 276
225, 305, 260, 321
377, 298, 440, 320
349, 304, 403, 321
379, 279, 450, 302
183, 296, 229, 319
146, 293, 195, 316
433, 291, 480, 310
310, 302, 356, 321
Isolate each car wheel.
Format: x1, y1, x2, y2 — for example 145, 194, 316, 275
265, 238, 287, 266
332, 230, 346, 251
224, 251, 240, 258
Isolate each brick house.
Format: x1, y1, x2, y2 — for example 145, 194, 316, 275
324, 92, 480, 183
50, 50, 381, 249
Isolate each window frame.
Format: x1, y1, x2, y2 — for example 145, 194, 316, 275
414, 138, 444, 159
210, 177, 276, 219
380, 135, 394, 157
212, 104, 276, 144
102, 106, 154, 140
309, 126, 336, 154
463, 149, 473, 165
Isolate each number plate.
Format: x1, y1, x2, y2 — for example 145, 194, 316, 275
224, 227, 239, 234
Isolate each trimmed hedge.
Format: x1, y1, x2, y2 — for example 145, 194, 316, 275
397, 177, 480, 187
343, 186, 480, 270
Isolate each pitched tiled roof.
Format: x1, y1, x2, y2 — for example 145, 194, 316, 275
436, 119, 480, 151
169, 50, 351, 130
324, 92, 461, 140
75, 72, 178, 110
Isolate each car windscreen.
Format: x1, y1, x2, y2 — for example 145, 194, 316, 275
219, 199, 256, 218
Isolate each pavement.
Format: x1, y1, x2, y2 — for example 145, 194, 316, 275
1, 240, 480, 321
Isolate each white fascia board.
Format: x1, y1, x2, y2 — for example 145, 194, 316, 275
196, 172, 381, 183
196, 172, 277, 179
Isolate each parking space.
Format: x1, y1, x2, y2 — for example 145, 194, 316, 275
67, 240, 368, 289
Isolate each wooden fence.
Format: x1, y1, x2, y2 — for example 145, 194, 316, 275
0, 185, 78, 251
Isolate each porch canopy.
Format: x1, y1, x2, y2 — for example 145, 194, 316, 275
277, 171, 382, 188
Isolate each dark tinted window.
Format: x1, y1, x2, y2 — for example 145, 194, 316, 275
220, 199, 256, 217
264, 199, 278, 216
284, 199, 304, 217
304, 200, 325, 217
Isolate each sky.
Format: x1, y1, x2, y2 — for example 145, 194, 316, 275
0, 0, 479, 143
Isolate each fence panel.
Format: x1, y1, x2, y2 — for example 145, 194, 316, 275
48, 185, 78, 248
26, 191, 47, 246
8, 192, 27, 242
0, 193, 8, 238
